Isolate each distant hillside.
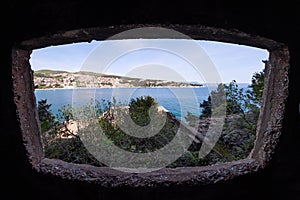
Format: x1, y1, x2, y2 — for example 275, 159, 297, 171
33, 70, 203, 89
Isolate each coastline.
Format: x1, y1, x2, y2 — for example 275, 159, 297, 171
34, 70, 205, 90
34, 85, 205, 91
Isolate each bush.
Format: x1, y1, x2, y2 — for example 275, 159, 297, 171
39, 69, 264, 168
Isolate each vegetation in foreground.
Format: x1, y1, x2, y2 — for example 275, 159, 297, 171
38, 70, 264, 168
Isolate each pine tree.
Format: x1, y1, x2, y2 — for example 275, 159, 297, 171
37, 99, 56, 132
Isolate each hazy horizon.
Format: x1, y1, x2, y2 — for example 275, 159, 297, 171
30, 39, 269, 84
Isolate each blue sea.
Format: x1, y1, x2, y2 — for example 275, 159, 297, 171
34, 85, 250, 121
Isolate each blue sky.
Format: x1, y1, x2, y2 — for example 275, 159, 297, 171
30, 39, 269, 83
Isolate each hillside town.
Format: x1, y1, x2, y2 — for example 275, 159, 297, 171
33, 70, 203, 89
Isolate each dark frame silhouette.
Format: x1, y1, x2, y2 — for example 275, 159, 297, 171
12, 24, 289, 187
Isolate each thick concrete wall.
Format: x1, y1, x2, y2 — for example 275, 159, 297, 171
1, 1, 299, 199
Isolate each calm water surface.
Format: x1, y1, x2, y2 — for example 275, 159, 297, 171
35, 85, 250, 121
35, 88, 211, 121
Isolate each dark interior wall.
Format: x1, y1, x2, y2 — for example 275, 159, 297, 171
1, 1, 299, 199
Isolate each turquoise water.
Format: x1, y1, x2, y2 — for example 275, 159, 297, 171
34, 85, 250, 121
35, 88, 210, 121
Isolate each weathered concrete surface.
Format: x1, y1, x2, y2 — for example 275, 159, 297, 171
19, 24, 283, 51
3, 1, 300, 199
12, 49, 44, 167
250, 47, 290, 167
38, 158, 260, 187
12, 25, 289, 188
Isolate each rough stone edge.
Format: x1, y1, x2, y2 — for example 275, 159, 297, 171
12, 48, 44, 168
11, 24, 289, 187
38, 158, 260, 188
17, 24, 284, 51
250, 46, 290, 167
